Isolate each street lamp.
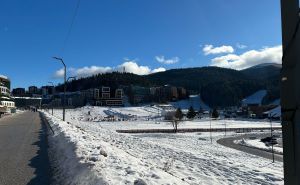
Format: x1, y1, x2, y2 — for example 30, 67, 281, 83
48, 82, 55, 115
53, 56, 66, 121
269, 112, 277, 163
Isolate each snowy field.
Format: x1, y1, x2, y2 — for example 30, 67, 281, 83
43, 106, 283, 185
49, 106, 281, 131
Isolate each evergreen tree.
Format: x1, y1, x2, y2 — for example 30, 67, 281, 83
187, 106, 196, 119
211, 108, 219, 119
175, 108, 183, 120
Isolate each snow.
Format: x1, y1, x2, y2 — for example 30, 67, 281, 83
265, 106, 281, 117
170, 95, 210, 111
42, 106, 284, 185
50, 106, 282, 131
242, 90, 267, 106
270, 99, 280, 106
0, 74, 9, 80
235, 138, 283, 155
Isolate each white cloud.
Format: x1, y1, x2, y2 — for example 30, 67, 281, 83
53, 60, 165, 78
203, 45, 234, 55
117, 61, 151, 75
54, 68, 65, 78
210, 45, 282, 70
151, 67, 166, 73
236, 43, 247, 49
155, 56, 179, 64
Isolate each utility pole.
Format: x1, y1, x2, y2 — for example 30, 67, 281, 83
280, 0, 300, 184
53, 57, 66, 121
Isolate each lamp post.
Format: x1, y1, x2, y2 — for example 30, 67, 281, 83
53, 57, 66, 121
48, 82, 54, 115
269, 113, 277, 163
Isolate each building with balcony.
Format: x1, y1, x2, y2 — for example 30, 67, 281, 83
0, 75, 15, 113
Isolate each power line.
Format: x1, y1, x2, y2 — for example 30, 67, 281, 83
61, 0, 81, 57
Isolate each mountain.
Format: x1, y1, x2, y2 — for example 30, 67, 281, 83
55, 63, 280, 108
241, 63, 281, 80
146, 67, 265, 107
241, 63, 281, 105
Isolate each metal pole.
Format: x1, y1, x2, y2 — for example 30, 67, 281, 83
210, 112, 212, 144
224, 118, 226, 136
63, 62, 66, 121
269, 113, 275, 163
53, 57, 66, 121
280, 0, 300, 184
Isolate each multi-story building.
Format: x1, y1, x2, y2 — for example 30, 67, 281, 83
80, 87, 124, 106
129, 86, 150, 105
28, 86, 39, 95
13, 97, 42, 108
177, 87, 187, 99
0, 75, 15, 113
12, 88, 26, 97
41, 86, 55, 96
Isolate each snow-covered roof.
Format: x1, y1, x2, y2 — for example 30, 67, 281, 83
242, 90, 267, 106
0, 75, 9, 80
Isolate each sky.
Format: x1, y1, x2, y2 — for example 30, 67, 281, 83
0, 0, 282, 88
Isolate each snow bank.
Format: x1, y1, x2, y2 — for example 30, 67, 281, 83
44, 107, 283, 185
235, 138, 283, 155
43, 111, 186, 185
43, 112, 106, 185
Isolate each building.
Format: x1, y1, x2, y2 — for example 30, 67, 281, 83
80, 87, 124, 106
177, 87, 187, 99
149, 85, 186, 103
48, 92, 85, 108
129, 86, 150, 105
95, 87, 124, 106
28, 86, 39, 95
0, 75, 15, 113
13, 97, 42, 108
12, 88, 26, 97
41, 86, 55, 96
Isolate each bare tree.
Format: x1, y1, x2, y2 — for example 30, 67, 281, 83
164, 108, 183, 133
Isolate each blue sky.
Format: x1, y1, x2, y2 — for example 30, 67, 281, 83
0, 0, 282, 88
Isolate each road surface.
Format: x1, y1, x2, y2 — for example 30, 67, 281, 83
217, 133, 283, 162
0, 111, 51, 185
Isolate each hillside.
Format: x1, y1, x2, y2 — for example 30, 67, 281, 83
146, 67, 265, 107
55, 64, 280, 108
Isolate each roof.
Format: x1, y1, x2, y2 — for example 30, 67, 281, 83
0, 75, 9, 80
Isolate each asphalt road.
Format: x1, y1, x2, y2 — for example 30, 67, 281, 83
0, 111, 51, 185
217, 133, 283, 162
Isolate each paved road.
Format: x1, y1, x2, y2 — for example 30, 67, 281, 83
0, 112, 51, 185
217, 133, 283, 162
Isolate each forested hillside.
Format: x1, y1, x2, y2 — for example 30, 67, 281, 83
55, 64, 281, 108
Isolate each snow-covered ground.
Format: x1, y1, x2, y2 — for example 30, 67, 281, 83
49, 106, 281, 131
242, 90, 267, 106
43, 106, 284, 185
235, 137, 283, 155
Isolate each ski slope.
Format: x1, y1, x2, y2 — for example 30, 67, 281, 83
242, 90, 267, 106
